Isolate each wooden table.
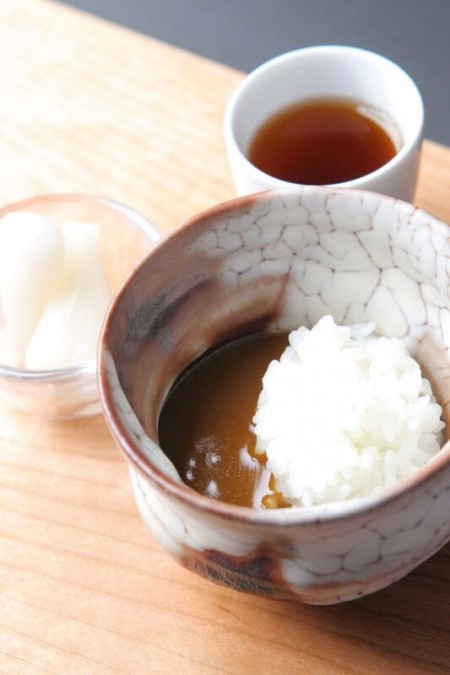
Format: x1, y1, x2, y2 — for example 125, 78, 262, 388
0, 1, 449, 673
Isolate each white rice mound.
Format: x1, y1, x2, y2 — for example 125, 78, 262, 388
253, 315, 444, 508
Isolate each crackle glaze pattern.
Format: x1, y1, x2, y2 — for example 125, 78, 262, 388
99, 187, 450, 604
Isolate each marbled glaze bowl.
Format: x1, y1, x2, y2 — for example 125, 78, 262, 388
99, 186, 450, 604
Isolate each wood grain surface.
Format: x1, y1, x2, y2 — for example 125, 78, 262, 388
0, 1, 449, 673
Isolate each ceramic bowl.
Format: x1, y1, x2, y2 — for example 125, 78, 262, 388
98, 186, 450, 604
0, 194, 161, 419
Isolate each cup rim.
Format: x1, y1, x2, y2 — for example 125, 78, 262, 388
99, 186, 450, 528
223, 45, 424, 190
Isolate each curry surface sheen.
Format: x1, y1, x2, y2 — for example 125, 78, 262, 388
158, 332, 287, 507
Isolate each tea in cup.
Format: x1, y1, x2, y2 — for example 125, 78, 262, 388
224, 46, 424, 200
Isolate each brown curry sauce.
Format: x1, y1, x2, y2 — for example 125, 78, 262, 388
158, 332, 288, 507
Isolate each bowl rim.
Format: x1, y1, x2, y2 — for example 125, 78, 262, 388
0, 192, 162, 381
98, 185, 450, 528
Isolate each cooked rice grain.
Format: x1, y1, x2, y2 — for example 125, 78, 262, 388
253, 316, 444, 507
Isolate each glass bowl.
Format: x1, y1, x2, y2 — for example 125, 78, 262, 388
0, 193, 162, 419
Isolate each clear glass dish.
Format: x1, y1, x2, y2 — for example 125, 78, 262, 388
0, 193, 162, 419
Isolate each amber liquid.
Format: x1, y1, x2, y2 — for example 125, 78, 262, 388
158, 332, 288, 507
248, 97, 398, 185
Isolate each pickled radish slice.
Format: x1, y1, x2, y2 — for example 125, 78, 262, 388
0, 212, 64, 367
25, 222, 110, 370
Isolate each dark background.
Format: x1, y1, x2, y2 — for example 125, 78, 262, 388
61, 0, 450, 146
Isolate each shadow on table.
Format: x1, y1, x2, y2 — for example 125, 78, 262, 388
285, 544, 450, 669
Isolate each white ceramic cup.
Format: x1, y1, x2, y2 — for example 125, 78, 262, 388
224, 45, 424, 200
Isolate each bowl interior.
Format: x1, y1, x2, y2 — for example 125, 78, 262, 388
101, 187, 450, 499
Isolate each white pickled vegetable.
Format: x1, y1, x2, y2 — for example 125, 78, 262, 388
25, 222, 111, 370
0, 212, 64, 367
